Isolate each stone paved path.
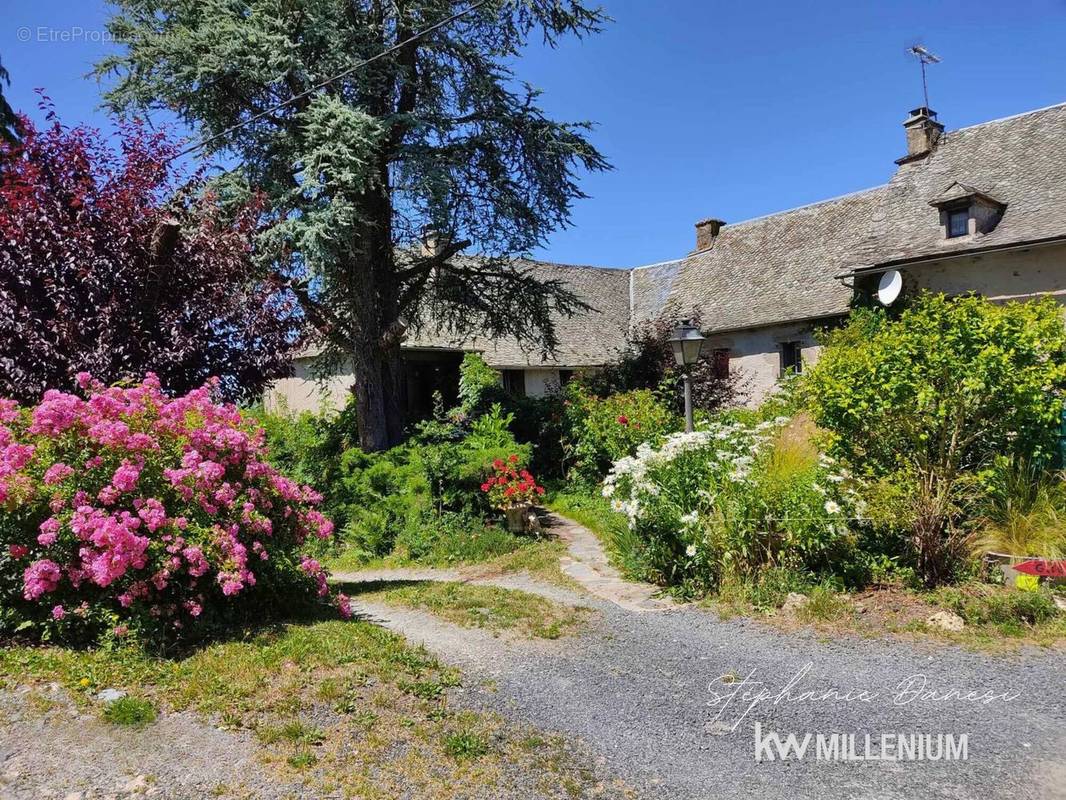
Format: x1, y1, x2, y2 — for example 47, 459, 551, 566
541, 512, 677, 611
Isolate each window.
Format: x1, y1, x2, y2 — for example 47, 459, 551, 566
947, 208, 969, 238
501, 369, 526, 397
780, 342, 802, 376
558, 369, 574, 386
711, 349, 731, 379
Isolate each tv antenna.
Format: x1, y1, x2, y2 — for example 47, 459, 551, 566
907, 45, 941, 109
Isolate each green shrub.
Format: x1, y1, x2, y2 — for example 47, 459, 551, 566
259, 390, 532, 566
456, 353, 504, 417
393, 512, 520, 564
804, 293, 1066, 586
578, 313, 745, 415
508, 392, 569, 479
563, 385, 679, 482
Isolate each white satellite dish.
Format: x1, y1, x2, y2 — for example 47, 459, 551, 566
877, 269, 903, 306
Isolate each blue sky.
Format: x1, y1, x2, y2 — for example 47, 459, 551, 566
3, 0, 1065, 267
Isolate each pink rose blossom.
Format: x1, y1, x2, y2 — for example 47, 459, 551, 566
43, 463, 74, 485
23, 559, 62, 600
111, 461, 142, 493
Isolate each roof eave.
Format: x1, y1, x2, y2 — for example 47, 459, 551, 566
837, 234, 1066, 279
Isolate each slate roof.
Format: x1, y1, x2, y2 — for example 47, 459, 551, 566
862, 102, 1066, 267
296, 101, 1066, 367
660, 185, 891, 333
926, 181, 1003, 208
630, 259, 683, 325
405, 259, 632, 367
667, 102, 1066, 332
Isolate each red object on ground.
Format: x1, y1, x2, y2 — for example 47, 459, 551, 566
1013, 559, 1066, 578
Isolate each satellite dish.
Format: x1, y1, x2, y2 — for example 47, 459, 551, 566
877, 269, 903, 306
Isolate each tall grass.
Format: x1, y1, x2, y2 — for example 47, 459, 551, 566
973, 461, 1066, 558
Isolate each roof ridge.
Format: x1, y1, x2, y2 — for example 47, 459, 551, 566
630, 257, 683, 272
698, 183, 888, 233
517, 257, 630, 272
947, 100, 1066, 134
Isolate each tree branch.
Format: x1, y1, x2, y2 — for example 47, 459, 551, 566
395, 238, 472, 282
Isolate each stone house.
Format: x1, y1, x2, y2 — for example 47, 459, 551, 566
266, 101, 1066, 415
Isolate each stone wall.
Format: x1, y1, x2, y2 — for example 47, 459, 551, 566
901, 242, 1066, 307
703, 321, 829, 407
263, 357, 352, 415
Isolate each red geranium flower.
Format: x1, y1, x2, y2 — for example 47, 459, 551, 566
482, 456, 544, 510
617, 415, 629, 426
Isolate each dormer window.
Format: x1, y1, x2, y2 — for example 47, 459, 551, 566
929, 181, 1006, 241
947, 208, 969, 238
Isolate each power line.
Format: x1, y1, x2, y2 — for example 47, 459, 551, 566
169, 0, 492, 161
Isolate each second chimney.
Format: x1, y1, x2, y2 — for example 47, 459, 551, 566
694, 218, 725, 252
420, 225, 442, 257
897, 106, 944, 164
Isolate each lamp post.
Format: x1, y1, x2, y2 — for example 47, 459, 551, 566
668, 319, 706, 433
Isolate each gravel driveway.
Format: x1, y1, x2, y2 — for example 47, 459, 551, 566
353, 592, 1066, 800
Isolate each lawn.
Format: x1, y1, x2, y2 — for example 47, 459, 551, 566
348, 580, 591, 640
0, 619, 613, 798
324, 525, 583, 591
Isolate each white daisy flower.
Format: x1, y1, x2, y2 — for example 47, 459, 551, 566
824, 500, 841, 514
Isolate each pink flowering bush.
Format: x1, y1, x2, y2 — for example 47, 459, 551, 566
0, 374, 349, 646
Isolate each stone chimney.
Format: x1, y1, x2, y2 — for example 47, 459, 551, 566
896, 106, 944, 165
694, 218, 726, 252
419, 225, 442, 257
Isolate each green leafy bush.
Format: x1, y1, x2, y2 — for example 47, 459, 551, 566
456, 353, 504, 418
563, 385, 679, 482
804, 294, 1066, 586
579, 313, 746, 414
259, 391, 531, 565
393, 512, 523, 564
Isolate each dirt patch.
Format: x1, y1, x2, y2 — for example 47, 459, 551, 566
0, 686, 301, 799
